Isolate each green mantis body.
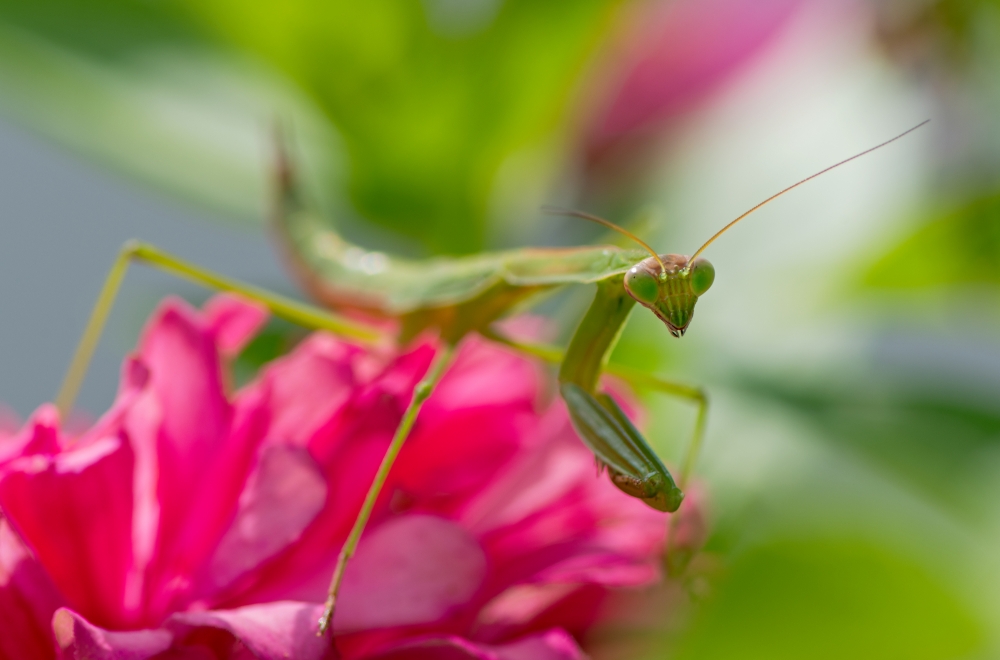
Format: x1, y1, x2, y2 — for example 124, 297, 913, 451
275, 155, 697, 513
54, 122, 926, 637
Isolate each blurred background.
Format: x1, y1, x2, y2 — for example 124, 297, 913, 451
0, 0, 998, 656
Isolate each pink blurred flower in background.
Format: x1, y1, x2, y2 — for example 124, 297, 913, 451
581, 0, 805, 182
0, 294, 668, 659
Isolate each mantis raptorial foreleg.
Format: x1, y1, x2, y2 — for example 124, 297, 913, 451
483, 326, 708, 570
55, 241, 380, 416
481, 328, 708, 491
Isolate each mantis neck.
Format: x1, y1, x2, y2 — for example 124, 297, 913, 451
559, 275, 636, 393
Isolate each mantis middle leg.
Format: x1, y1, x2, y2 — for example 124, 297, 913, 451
56, 240, 379, 416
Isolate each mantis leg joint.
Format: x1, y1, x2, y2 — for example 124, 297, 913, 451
413, 381, 433, 401
120, 238, 144, 259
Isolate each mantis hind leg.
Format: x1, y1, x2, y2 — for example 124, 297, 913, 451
318, 342, 457, 635
481, 329, 708, 488
56, 240, 379, 416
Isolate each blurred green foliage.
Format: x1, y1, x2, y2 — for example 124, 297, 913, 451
630, 355, 999, 659
867, 192, 1000, 288
184, 0, 620, 253
0, 0, 621, 253
909, 0, 1000, 52
874, 0, 1000, 65
734, 368, 1000, 515
673, 537, 983, 660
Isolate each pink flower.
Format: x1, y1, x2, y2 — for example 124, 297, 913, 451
583, 0, 805, 172
0, 294, 669, 659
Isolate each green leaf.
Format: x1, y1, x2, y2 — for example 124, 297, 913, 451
668, 537, 984, 660
0, 0, 339, 221
865, 191, 1000, 289
0, 0, 623, 252
729, 367, 1000, 515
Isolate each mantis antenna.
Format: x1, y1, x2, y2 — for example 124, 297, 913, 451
687, 120, 930, 265
543, 206, 667, 274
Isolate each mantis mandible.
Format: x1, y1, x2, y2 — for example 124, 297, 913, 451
53, 120, 926, 637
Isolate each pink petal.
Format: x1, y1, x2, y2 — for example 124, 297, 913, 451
459, 411, 600, 535
143, 382, 273, 618
333, 516, 487, 633
428, 338, 540, 412
366, 630, 584, 660
250, 334, 364, 449
390, 339, 541, 512
0, 405, 18, 438
0, 405, 60, 466
233, 440, 396, 607
482, 583, 608, 643
70, 358, 150, 454
134, 297, 230, 501
203, 294, 270, 358
136, 298, 230, 450
0, 435, 135, 629
391, 407, 529, 513
0, 518, 62, 660
533, 553, 659, 587
205, 445, 327, 594
245, 337, 535, 594
476, 583, 581, 631
51, 608, 172, 660
305, 341, 435, 467
225, 343, 436, 603
166, 602, 336, 660
492, 630, 584, 660
124, 298, 260, 621
588, 0, 803, 152
454, 406, 665, 627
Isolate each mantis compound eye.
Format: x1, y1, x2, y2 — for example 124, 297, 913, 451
689, 258, 715, 296
624, 266, 660, 305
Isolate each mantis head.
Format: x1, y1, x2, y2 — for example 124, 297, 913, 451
539, 208, 717, 337
547, 119, 929, 339
624, 255, 715, 337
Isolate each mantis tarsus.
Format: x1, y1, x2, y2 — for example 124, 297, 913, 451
53, 120, 927, 637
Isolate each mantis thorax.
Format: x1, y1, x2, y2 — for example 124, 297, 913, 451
624, 255, 715, 338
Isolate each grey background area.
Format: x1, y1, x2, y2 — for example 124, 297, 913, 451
0, 118, 296, 420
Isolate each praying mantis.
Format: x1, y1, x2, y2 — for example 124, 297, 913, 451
52, 120, 926, 636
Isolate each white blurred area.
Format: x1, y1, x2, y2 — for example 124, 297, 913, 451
0, 118, 296, 419
648, 0, 931, 367
630, 1, 1000, 638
